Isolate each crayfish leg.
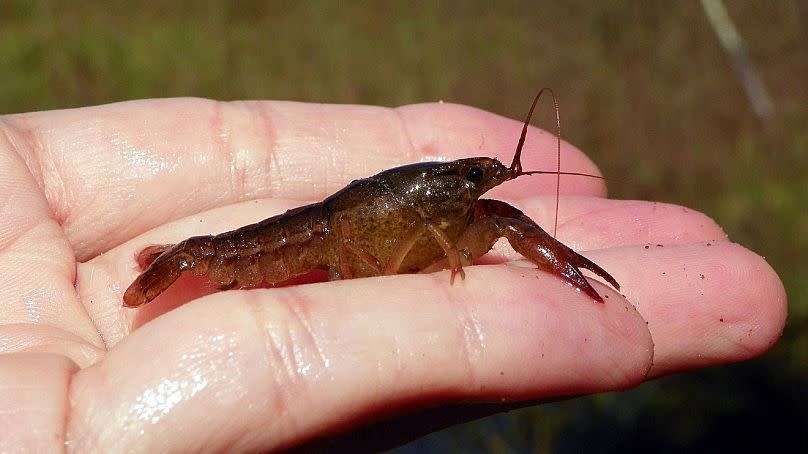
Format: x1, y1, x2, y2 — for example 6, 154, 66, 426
384, 221, 466, 282
423, 222, 466, 283
337, 214, 382, 277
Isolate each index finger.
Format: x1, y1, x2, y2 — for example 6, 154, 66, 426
67, 268, 651, 452
3, 98, 605, 260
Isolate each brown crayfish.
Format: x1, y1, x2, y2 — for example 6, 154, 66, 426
123, 90, 620, 307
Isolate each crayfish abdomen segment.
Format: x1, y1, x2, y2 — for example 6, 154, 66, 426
123, 204, 335, 308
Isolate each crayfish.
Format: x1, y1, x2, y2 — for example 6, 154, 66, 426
123, 90, 619, 307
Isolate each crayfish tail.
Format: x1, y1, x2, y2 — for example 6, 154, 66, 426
135, 244, 175, 270
123, 246, 184, 307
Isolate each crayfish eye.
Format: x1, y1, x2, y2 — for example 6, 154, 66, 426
465, 166, 484, 183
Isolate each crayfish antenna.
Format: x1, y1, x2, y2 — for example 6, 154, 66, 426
511, 88, 562, 236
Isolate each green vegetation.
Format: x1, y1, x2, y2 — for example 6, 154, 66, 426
2, 1, 805, 451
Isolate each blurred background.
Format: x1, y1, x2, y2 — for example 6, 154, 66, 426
1, 1, 805, 451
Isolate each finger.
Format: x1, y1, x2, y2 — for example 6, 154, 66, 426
0, 122, 104, 364
66, 269, 652, 452
583, 241, 787, 377
496, 198, 785, 376
4, 99, 604, 260
0, 353, 77, 452
500, 196, 728, 251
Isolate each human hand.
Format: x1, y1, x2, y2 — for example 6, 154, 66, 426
0, 99, 786, 452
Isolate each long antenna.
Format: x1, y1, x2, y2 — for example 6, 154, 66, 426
510, 88, 562, 236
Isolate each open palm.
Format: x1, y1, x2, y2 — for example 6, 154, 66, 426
0, 99, 786, 452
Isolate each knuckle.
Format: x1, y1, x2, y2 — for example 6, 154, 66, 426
244, 291, 327, 429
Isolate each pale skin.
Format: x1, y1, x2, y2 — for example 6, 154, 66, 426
0, 99, 787, 452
